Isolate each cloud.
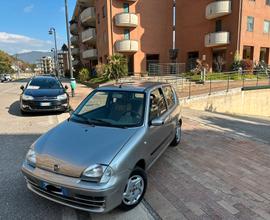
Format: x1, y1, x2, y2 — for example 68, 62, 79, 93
24, 4, 34, 13
0, 32, 53, 54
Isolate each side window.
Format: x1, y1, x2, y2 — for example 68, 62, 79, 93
163, 86, 175, 109
149, 88, 167, 121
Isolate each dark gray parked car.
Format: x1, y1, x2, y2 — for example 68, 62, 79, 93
21, 82, 182, 213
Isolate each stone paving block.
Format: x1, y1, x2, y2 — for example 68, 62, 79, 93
217, 200, 239, 215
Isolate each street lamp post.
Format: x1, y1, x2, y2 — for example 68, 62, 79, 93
64, 0, 76, 97
49, 27, 59, 77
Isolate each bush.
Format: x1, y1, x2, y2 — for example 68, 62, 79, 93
95, 64, 107, 78
78, 68, 90, 82
103, 54, 128, 81
241, 59, 254, 73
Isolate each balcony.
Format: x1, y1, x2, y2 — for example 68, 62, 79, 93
78, 0, 95, 7
115, 40, 138, 53
70, 36, 79, 45
80, 7, 96, 27
70, 23, 78, 35
82, 49, 97, 60
205, 32, 230, 47
82, 28, 96, 44
72, 60, 79, 66
115, 13, 138, 27
206, 1, 232, 20
71, 48, 80, 56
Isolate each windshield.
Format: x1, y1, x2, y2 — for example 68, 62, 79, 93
27, 77, 62, 89
72, 90, 146, 128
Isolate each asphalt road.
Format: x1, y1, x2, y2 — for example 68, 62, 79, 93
0, 81, 154, 220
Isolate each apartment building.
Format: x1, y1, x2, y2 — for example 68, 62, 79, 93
58, 51, 69, 76
40, 56, 55, 74
70, 0, 270, 73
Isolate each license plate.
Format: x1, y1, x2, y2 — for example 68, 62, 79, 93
40, 102, 51, 107
40, 181, 68, 196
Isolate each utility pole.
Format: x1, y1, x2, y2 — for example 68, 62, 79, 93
64, 0, 76, 96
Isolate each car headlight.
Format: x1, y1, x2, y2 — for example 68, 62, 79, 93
26, 148, 36, 168
81, 164, 113, 183
57, 93, 67, 101
22, 94, 34, 101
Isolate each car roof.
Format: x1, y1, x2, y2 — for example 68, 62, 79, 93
31, 75, 58, 80
98, 81, 170, 92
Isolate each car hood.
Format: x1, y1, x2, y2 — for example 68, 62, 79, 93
35, 120, 139, 177
24, 89, 64, 97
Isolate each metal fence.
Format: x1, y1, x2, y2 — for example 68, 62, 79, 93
181, 70, 270, 99
148, 63, 186, 75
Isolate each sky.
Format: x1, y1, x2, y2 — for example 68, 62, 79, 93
0, 0, 76, 55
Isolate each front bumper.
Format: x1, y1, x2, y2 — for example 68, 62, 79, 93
21, 162, 129, 213
21, 99, 68, 112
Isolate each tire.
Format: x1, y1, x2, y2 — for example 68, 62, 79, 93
119, 167, 147, 211
170, 120, 182, 147
20, 109, 28, 115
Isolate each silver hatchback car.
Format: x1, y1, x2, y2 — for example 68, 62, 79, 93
22, 82, 182, 213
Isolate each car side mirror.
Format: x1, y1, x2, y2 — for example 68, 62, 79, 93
69, 109, 74, 116
20, 85, 24, 90
151, 118, 164, 126
64, 85, 69, 90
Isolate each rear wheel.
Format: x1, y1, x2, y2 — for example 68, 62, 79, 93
119, 167, 147, 211
170, 120, 182, 146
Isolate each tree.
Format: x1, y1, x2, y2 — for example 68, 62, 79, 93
103, 54, 128, 81
0, 50, 13, 74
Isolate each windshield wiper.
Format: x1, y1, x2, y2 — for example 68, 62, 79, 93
72, 113, 95, 126
88, 118, 127, 129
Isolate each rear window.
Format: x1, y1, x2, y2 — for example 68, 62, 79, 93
28, 77, 61, 89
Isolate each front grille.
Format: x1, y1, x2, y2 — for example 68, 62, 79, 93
27, 179, 105, 211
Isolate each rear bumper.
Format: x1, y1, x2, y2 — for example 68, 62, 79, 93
21, 99, 68, 112
21, 162, 129, 213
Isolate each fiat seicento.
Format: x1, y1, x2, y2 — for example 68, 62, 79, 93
22, 82, 182, 213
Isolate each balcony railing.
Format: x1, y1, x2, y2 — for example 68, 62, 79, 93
70, 23, 78, 35
115, 40, 138, 53
82, 49, 97, 60
115, 13, 138, 27
80, 7, 96, 27
78, 0, 95, 7
70, 36, 79, 45
205, 32, 230, 47
206, 1, 232, 19
71, 48, 80, 56
82, 28, 96, 44
72, 60, 79, 66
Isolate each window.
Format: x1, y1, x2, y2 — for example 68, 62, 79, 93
260, 47, 269, 63
264, 20, 270, 33
79, 92, 108, 114
162, 86, 176, 109
102, 6, 106, 18
149, 89, 167, 121
124, 29, 130, 40
123, 3, 129, 13
74, 91, 145, 127
215, 20, 222, 32
97, 14, 100, 24
243, 46, 254, 60
247, 16, 254, 32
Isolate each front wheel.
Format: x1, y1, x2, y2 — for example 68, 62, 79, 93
119, 167, 147, 211
170, 120, 182, 146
